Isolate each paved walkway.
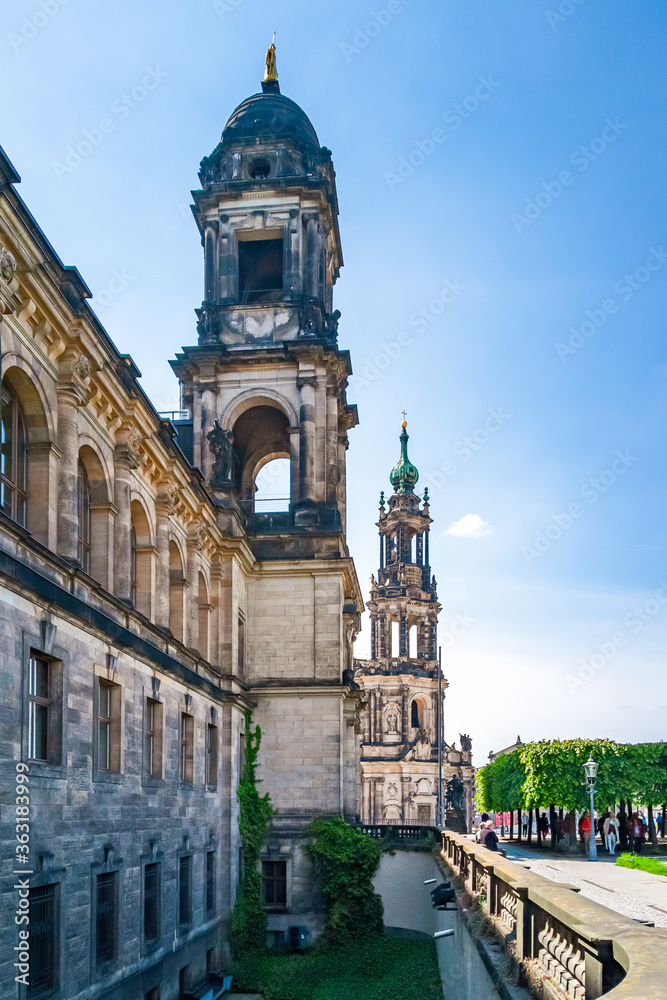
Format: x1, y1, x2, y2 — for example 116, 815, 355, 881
498, 840, 667, 927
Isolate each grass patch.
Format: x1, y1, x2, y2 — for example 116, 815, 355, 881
230, 935, 443, 1000
616, 853, 667, 877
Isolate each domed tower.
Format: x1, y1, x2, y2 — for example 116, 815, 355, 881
169, 44, 364, 942
355, 421, 473, 830
171, 41, 356, 528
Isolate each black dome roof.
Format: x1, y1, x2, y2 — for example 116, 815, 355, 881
222, 86, 320, 150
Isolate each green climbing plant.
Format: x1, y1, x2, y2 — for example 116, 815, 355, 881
230, 710, 276, 956
306, 817, 384, 946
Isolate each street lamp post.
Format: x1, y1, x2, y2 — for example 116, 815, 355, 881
583, 756, 599, 861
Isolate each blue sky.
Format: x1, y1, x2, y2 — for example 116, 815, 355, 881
4, 0, 667, 763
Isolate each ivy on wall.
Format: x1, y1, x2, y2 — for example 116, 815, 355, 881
230, 710, 276, 955
306, 817, 384, 945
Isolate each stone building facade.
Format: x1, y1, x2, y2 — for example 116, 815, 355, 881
0, 50, 362, 1000
354, 424, 475, 831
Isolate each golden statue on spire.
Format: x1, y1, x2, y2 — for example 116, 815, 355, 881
264, 32, 278, 82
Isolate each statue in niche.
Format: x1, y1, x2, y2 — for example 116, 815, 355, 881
460, 733, 472, 752
414, 728, 432, 761
387, 782, 398, 799
386, 712, 398, 734
445, 774, 465, 811
207, 421, 234, 484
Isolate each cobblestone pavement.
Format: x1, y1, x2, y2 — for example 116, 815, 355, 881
500, 841, 667, 928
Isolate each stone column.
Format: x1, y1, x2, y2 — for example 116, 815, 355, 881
113, 440, 139, 603
379, 533, 384, 569
186, 531, 202, 655
368, 690, 375, 743
362, 777, 371, 825
370, 617, 377, 660
155, 486, 175, 629
304, 215, 318, 298
204, 221, 218, 302
199, 381, 218, 484
401, 685, 410, 744
399, 614, 408, 657
325, 386, 338, 506
424, 527, 430, 566
416, 533, 423, 565
56, 384, 83, 562
298, 378, 316, 501
375, 690, 383, 745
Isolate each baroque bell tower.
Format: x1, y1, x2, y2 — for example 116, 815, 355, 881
354, 421, 474, 829
170, 43, 363, 941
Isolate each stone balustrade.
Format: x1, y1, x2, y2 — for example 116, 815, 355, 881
441, 830, 667, 1000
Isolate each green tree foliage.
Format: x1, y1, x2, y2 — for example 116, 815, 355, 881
231, 710, 276, 956
475, 740, 667, 817
476, 750, 525, 813
306, 817, 384, 945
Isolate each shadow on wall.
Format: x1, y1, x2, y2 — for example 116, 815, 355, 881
373, 851, 504, 1000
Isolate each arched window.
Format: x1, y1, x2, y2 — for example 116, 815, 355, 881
390, 620, 399, 657
253, 457, 290, 512
0, 381, 27, 526
77, 461, 91, 572
169, 541, 185, 642
130, 524, 137, 606
411, 699, 423, 729
130, 499, 153, 619
409, 623, 418, 658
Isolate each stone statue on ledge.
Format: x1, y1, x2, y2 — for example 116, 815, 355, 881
207, 421, 234, 484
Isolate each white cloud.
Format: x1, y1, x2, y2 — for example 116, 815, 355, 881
445, 513, 493, 538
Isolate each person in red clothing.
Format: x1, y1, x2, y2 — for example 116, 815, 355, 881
579, 812, 592, 853
630, 813, 645, 854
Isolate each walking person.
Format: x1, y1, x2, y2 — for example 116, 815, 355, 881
604, 812, 619, 854
630, 813, 644, 854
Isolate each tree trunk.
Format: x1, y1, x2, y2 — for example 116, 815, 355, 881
648, 804, 659, 849
510, 809, 514, 841
619, 799, 627, 849
527, 808, 533, 844
518, 810, 522, 842
662, 804, 666, 838
550, 804, 557, 851
536, 810, 542, 846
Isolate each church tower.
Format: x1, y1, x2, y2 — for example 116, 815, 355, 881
170, 44, 363, 941
354, 421, 474, 829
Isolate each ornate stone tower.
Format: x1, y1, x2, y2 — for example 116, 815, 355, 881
354, 421, 474, 829
170, 45, 363, 940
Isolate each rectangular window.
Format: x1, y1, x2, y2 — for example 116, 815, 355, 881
28, 884, 59, 997
145, 698, 163, 779
179, 855, 192, 928
262, 860, 287, 908
97, 679, 121, 773
206, 851, 216, 918
28, 656, 50, 762
179, 712, 194, 783
206, 723, 218, 788
95, 871, 118, 966
143, 862, 160, 945
238, 232, 284, 304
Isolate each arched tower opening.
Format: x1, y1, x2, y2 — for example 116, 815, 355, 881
231, 404, 291, 512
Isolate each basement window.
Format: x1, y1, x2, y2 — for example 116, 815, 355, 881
238, 231, 283, 304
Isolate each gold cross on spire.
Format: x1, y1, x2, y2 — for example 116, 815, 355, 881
401, 409, 407, 429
